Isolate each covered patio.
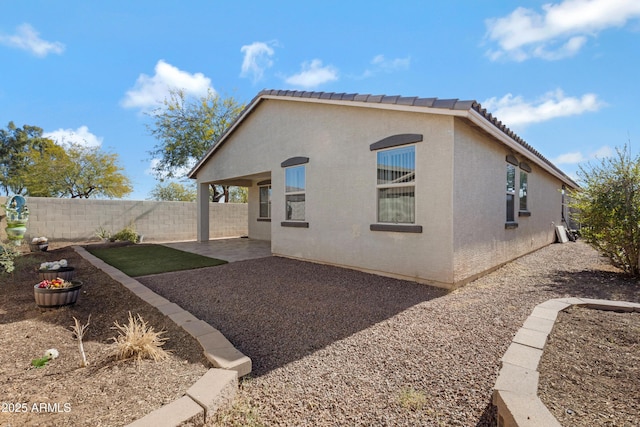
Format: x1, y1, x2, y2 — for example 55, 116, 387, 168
163, 237, 271, 263
195, 170, 272, 244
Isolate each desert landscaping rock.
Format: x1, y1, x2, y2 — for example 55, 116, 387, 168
136, 241, 638, 426
3, 240, 638, 426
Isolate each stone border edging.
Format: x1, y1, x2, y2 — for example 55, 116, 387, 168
72, 245, 252, 426
493, 297, 640, 427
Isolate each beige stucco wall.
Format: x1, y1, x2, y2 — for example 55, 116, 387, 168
0, 196, 247, 242
196, 99, 457, 285
451, 119, 562, 284
194, 98, 572, 288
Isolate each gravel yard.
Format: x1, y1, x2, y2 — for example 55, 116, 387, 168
139, 241, 639, 426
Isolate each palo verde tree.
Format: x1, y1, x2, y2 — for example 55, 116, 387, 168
228, 186, 248, 203
1, 120, 132, 199
149, 181, 197, 202
570, 145, 640, 276
0, 122, 52, 195
146, 88, 245, 202
50, 144, 133, 199
149, 181, 247, 203
19, 140, 70, 196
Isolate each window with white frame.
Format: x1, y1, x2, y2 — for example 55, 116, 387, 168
506, 163, 516, 223
259, 184, 271, 219
285, 165, 305, 221
376, 145, 415, 223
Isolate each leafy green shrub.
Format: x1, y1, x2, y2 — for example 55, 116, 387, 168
0, 243, 18, 274
570, 146, 640, 275
112, 225, 138, 243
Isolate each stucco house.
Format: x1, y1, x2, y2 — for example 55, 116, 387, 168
188, 89, 577, 289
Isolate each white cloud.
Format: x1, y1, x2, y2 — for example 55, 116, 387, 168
43, 126, 103, 148
240, 41, 275, 83
370, 54, 411, 72
0, 23, 64, 57
553, 151, 587, 164
284, 59, 338, 89
482, 89, 604, 127
357, 54, 412, 79
552, 145, 614, 165
485, 0, 640, 61
121, 60, 213, 111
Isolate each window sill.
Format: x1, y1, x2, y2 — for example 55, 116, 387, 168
281, 221, 309, 228
518, 211, 531, 217
257, 218, 271, 222
370, 224, 423, 233
505, 222, 519, 229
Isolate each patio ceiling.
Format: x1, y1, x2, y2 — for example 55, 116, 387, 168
202, 171, 271, 187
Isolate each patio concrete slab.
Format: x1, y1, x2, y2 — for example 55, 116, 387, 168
162, 238, 271, 263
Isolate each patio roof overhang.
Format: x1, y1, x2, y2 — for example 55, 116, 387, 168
200, 171, 271, 188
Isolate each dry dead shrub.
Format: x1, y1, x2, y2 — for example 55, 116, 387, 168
111, 312, 169, 363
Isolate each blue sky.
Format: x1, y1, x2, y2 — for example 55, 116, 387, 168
1, 0, 639, 200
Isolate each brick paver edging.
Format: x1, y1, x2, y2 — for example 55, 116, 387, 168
73, 245, 251, 426
493, 297, 640, 427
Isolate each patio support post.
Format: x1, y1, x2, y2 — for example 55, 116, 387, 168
197, 182, 210, 242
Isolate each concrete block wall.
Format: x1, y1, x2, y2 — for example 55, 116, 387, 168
0, 196, 247, 242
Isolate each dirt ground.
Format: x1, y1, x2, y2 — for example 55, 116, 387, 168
538, 306, 639, 426
0, 244, 210, 427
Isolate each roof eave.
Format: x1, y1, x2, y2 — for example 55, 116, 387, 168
188, 90, 578, 190
466, 108, 578, 188
258, 92, 471, 117
187, 93, 467, 179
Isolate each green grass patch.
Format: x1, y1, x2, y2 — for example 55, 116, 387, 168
88, 244, 227, 277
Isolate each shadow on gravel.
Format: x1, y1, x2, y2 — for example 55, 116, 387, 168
475, 401, 497, 427
541, 268, 639, 302
138, 256, 448, 376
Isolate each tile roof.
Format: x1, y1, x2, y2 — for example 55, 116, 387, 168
189, 89, 576, 187
255, 89, 575, 186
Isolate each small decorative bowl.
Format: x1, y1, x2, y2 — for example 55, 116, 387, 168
38, 267, 75, 281
34, 281, 83, 308
30, 243, 49, 252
